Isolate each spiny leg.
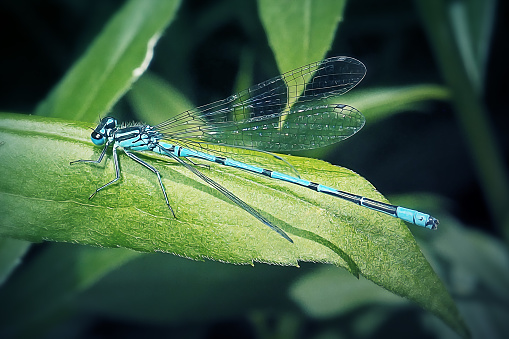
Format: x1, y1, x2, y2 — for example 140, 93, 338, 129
88, 144, 122, 200
123, 150, 176, 218
70, 142, 109, 165
69, 142, 122, 200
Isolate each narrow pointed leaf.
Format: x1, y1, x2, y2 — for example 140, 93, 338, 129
35, 0, 181, 122
127, 71, 194, 125
258, 0, 347, 72
338, 84, 451, 122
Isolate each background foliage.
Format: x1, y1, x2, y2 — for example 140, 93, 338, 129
1, 0, 508, 338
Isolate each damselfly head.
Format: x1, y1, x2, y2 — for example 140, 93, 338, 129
91, 117, 117, 146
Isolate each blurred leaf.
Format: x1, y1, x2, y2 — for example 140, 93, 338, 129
35, 0, 182, 122
0, 243, 139, 337
420, 217, 509, 339
432, 219, 509, 303
0, 238, 31, 286
0, 246, 301, 336
298, 84, 450, 160
258, 0, 347, 72
1, 113, 462, 334
290, 266, 411, 338
339, 84, 450, 123
415, 0, 509, 243
233, 49, 256, 95
290, 266, 407, 318
127, 71, 194, 125
448, 0, 496, 92
77, 253, 300, 324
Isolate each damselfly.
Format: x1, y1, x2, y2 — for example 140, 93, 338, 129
71, 56, 438, 242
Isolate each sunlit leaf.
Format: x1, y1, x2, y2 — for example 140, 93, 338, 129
258, 0, 347, 72
0, 113, 461, 334
35, 0, 181, 122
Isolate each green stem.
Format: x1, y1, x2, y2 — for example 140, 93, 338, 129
415, 0, 509, 243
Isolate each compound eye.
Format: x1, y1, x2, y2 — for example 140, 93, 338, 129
91, 132, 106, 145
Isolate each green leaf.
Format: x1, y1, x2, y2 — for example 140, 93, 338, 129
1, 113, 461, 332
0, 113, 357, 273
448, 0, 496, 92
415, 0, 509, 243
290, 266, 407, 319
0, 247, 300, 336
0, 238, 31, 286
35, 0, 182, 122
432, 218, 509, 303
297, 84, 451, 160
258, 0, 347, 72
0, 243, 139, 337
339, 84, 451, 123
77, 253, 302, 325
127, 71, 194, 125
290, 266, 412, 337
422, 217, 509, 339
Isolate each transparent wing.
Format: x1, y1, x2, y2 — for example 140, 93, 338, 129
155, 56, 366, 151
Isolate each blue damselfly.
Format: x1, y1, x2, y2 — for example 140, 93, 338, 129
72, 56, 438, 242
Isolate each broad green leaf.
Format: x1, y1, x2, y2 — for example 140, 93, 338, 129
258, 0, 346, 72
0, 243, 138, 337
0, 113, 461, 332
35, 0, 182, 122
0, 113, 357, 274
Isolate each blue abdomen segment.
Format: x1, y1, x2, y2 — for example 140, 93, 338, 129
270, 171, 311, 186
223, 158, 265, 174
164, 145, 439, 230
396, 207, 438, 230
